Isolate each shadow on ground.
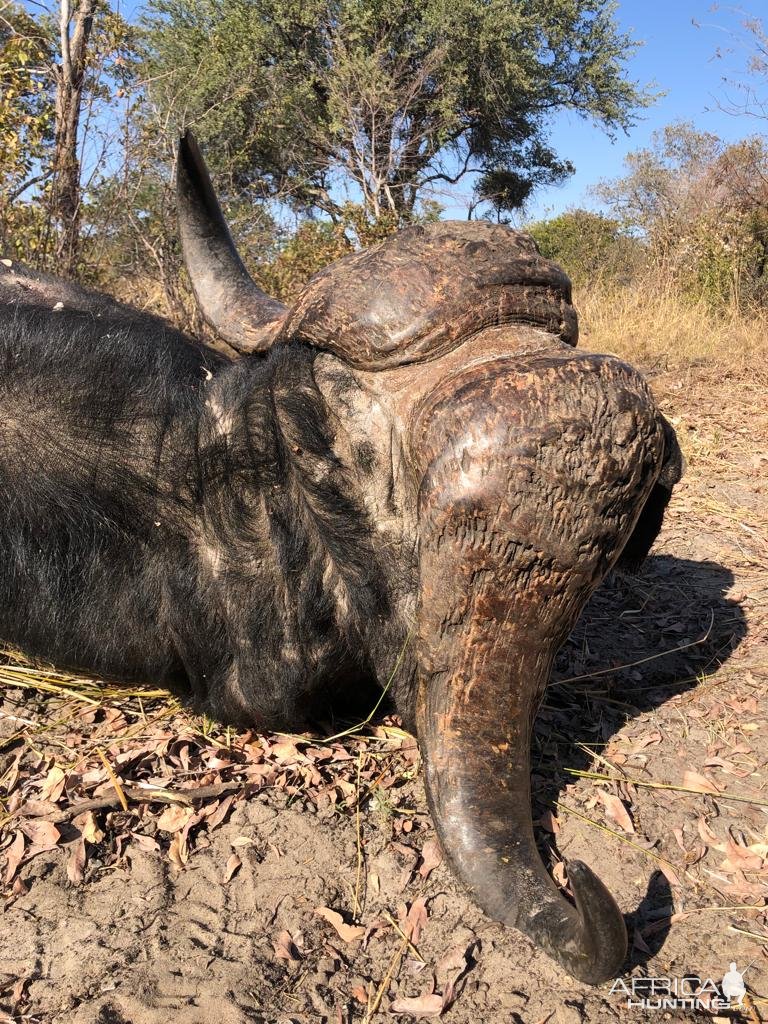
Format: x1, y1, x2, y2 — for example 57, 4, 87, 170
534, 554, 747, 970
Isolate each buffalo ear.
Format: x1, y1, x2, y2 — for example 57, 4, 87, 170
176, 131, 287, 354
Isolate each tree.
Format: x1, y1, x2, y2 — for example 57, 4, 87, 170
50, 0, 98, 274
594, 123, 768, 307
142, 0, 650, 222
712, 12, 768, 123
2, 1, 139, 275
0, 5, 54, 258
527, 209, 643, 286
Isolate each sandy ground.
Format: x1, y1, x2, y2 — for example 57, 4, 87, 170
1, 360, 767, 1024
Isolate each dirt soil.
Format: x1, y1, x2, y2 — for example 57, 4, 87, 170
1, 361, 767, 1024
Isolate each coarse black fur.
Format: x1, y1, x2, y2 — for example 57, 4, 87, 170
0, 303, 387, 728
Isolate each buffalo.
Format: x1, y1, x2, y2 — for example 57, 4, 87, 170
0, 133, 682, 984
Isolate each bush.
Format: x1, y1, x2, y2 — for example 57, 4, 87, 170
526, 209, 643, 286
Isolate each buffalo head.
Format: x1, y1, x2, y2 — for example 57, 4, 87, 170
174, 133, 683, 984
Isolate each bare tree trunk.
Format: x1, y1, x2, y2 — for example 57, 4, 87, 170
51, 0, 96, 277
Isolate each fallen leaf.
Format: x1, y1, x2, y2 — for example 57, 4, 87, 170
206, 794, 235, 830
419, 838, 443, 879
73, 811, 104, 845
230, 836, 253, 848
131, 832, 160, 853
20, 820, 60, 848
632, 731, 663, 751
21, 799, 59, 817
598, 791, 635, 833
168, 831, 188, 868
436, 944, 469, 995
351, 984, 368, 1004
39, 766, 66, 803
552, 861, 567, 887
659, 861, 681, 887
273, 929, 301, 961
697, 817, 723, 848
223, 853, 241, 882
157, 804, 194, 833
390, 992, 444, 1016
405, 897, 428, 945
66, 838, 86, 884
682, 770, 721, 795
538, 809, 560, 835
3, 832, 25, 884
314, 906, 365, 943
720, 839, 764, 873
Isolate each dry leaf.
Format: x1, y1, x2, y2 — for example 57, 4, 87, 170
314, 906, 365, 943
66, 838, 87, 885
206, 794, 235, 830
168, 831, 188, 868
39, 766, 66, 803
697, 817, 722, 848
598, 791, 635, 833
419, 838, 443, 879
658, 861, 681, 887
270, 740, 302, 765
390, 992, 444, 1016
552, 861, 567, 887
720, 839, 764, 873
3, 832, 25, 884
131, 832, 160, 853
273, 929, 301, 961
538, 809, 560, 834
20, 820, 60, 848
231, 836, 253, 848
405, 897, 428, 945
156, 804, 194, 834
435, 945, 469, 985
632, 731, 662, 751
223, 853, 241, 882
73, 811, 104, 845
682, 770, 721, 795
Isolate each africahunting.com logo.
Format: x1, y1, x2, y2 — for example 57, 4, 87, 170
610, 963, 749, 1011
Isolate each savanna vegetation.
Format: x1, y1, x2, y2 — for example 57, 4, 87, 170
4, 0, 765, 367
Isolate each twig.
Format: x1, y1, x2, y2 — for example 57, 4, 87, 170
383, 912, 425, 963
553, 610, 715, 684
729, 925, 768, 944
363, 931, 409, 1023
555, 801, 684, 879
22, 780, 248, 824
96, 746, 127, 812
564, 768, 768, 809
353, 749, 365, 920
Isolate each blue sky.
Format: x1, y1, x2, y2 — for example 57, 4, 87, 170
512, 1, 763, 222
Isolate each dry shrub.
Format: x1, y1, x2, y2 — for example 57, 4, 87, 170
576, 270, 768, 368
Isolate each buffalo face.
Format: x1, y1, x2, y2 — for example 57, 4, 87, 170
173, 134, 683, 983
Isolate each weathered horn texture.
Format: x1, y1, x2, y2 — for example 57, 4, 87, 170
412, 350, 667, 983
176, 131, 287, 354
279, 220, 578, 370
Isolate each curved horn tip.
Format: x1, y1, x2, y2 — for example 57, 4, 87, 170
558, 860, 628, 985
179, 128, 198, 159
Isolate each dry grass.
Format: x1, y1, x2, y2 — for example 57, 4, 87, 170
577, 274, 768, 367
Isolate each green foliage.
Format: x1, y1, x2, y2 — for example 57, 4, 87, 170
141, 0, 649, 220
0, 5, 54, 259
527, 209, 643, 286
595, 122, 768, 309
